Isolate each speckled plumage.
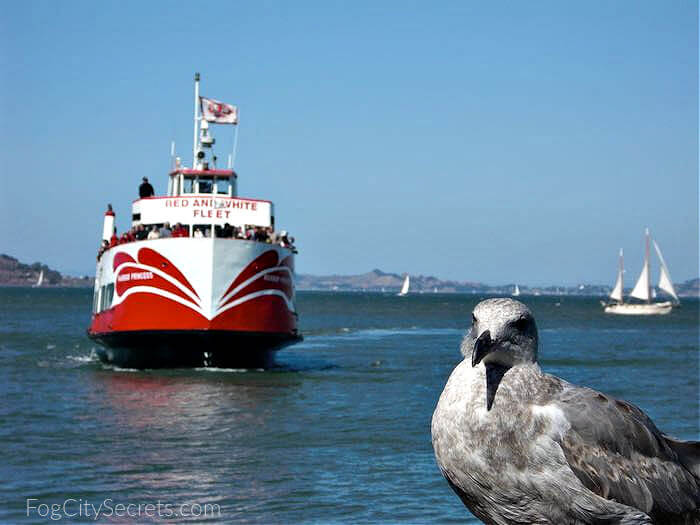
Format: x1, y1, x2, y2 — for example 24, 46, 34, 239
431, 298, 700, 524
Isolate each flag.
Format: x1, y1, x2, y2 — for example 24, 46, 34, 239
200, 96, 239, 124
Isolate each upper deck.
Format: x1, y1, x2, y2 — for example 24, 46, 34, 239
133, 168, 274, 230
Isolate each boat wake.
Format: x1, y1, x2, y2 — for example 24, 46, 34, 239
67, 350, 100, 363
194, 367, 264, 373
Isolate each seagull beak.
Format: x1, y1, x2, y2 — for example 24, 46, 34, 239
472, 329, 492, 367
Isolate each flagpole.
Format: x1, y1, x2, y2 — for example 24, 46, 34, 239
193, 72, 200, 168
231, 121, 239, 169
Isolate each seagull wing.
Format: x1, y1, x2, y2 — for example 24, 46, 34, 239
552, 383, 700, 518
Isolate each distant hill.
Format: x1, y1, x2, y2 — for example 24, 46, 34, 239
298, 268, 700, 298
296, 268, 489, 293
0, 254, 93, 287
676, 278, 699, 297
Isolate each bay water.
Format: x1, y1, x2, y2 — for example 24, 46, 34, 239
1, 288, 698, 523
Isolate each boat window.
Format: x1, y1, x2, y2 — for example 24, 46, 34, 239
98, 283, 114, 312
216, 178, 230, 195
183, 176, 195, 193
106, 283, 114, 310
198, 176, 213, 194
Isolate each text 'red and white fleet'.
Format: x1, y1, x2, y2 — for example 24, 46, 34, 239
88, 73, 301, 368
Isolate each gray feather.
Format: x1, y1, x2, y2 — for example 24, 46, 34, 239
554, 383, 700, 519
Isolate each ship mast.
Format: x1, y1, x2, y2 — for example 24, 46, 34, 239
193, 72, 200, 169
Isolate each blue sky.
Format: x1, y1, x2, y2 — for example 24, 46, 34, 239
1, 1, 697, 286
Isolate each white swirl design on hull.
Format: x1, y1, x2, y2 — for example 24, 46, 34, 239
111, 255, 294, 320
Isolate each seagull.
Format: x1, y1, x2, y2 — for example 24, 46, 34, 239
431, 298, 700, 524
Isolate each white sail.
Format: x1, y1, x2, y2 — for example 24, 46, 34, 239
34, 270, 44, 287
398, 275, 410, 296
512, 285, 520, 297
609, 272, 623, 302
629, 259, 650, 301
629, 230, 651, 302
609, 249, 624, 302
653, 240, 679, 302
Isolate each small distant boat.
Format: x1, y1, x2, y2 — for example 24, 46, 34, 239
603, 228, 679, 315
512, 284, 520, 297
398, 275, 410, 296
32, 270, 44, 288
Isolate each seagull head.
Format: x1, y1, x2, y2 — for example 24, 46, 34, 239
462, 298, 538, 368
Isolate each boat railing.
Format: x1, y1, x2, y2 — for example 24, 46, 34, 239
97, 229, 296, 261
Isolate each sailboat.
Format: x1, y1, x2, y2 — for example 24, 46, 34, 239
397, 275, 410, 296
512, 284, 520, 297
603, 229, 679, 315
32, 270, 44, 288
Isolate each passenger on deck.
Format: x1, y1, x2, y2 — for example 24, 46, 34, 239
135, 224, 148, 240
172, 223, 187, 237
193, 227, 204, 238
221, 223, 234, 238
97, 240, 109, 260
279, 230, 297, 252
253, 227, 266, 242
245, 225, 254, 240
159, 222, 172, 238
266, 226, 276, 244
147, 226, 160, 240
139, 177, 155, 198
109, 227, 118, 248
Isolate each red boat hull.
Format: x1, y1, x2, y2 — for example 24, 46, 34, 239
88, 238, 300, 368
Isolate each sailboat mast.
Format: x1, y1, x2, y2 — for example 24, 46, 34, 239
619, 248, 624, 303
644, 228, 650, 304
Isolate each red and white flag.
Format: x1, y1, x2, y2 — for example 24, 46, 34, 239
200, 96, 239, 124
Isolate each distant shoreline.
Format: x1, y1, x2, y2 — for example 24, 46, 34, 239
4, 285, 698, 300
1, 254, 697, 297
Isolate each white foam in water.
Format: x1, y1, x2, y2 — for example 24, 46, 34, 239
195, 367, 263, 373
294, 341, 331, 349
102, 365, 141, 372
67, 349, 100, 363
46, 343, 56, 350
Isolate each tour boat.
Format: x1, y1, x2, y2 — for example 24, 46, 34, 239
88, 73, 301, 368
603, 228, 679, 315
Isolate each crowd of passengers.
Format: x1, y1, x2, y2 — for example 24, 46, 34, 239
97, 222, 296, 260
